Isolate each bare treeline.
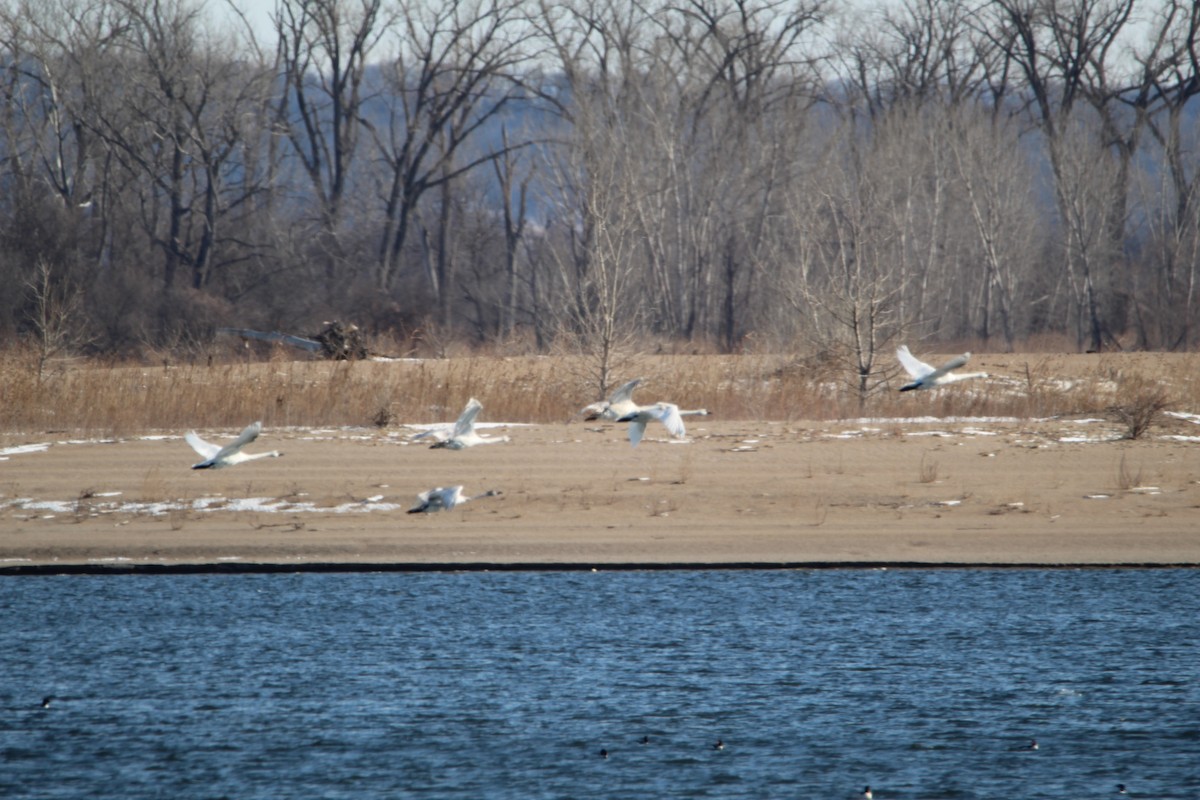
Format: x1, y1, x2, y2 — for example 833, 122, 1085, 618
0, 0, 1197, 360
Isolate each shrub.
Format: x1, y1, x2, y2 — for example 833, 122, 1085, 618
1106, 375, 1169, 440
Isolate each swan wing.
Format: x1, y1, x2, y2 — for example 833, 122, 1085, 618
608, 378, 642, 404
440, 486, 465, 509
185, 431, 221, 459
628, 418, 648, 447
411, 424, 451, 442
896, 345, 936, 379
213, 421, 262, 461
927, 353, 971, 380
452, 399, 483, 437
654, 403, 686, 438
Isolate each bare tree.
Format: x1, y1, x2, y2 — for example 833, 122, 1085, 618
70, 0, 277, 300
944, 105, 1040, 350
24, 258, 88, 381
367, 0, 538, 305
982, 0, 1146, 351
491, 124, 534, 340
0, 0, 122, 338
633, 0, 829, 349
275, 0, 388, 289
539, 110, 647, 396
779, 124, 908, 406
836, 0, 997, 116
532, 0, 656, 393
1131, 0, 1200, 348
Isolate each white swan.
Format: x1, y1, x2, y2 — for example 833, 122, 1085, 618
580, 377, 643, 421
616, 402, 708, 446
186, 421, 282, 469
428, 397, 510, 449
407, 485, 502, 513
896, 345, 988, 391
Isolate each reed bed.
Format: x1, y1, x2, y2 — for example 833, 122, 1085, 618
2, 347, 1198, 437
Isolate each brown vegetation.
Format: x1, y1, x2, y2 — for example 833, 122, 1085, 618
2, 349, 1198, 437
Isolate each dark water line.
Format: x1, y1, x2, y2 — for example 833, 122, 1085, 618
2, 560, 1198, 576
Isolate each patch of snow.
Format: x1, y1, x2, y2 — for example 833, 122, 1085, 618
0, 443, 51, 458
18, 500, 73, 513
223, 497, 290, 512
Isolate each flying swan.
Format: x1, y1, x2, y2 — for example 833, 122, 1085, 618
185, 421, 282, 469
580, 377, 644, 422
428, 397, 510, 450
407, 486, 502, 513
617, 402, 708, 447
896, 345, 988, 392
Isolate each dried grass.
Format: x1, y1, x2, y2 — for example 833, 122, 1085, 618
1115, 452, 1143, 491
1, 347, 1198, 436
918, 452, 940, 484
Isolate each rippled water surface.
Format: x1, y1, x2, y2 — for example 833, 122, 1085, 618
3, 569, 1198, 799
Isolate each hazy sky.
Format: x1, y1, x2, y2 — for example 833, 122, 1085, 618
216, 0, 277, 42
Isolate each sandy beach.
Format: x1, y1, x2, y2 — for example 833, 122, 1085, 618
3, 409, 1199, 571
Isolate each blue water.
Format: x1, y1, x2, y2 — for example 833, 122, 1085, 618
2, 569, 1197, 799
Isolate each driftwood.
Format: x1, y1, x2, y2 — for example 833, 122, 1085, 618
217, 320, 369, 360
311, 321, 369, 360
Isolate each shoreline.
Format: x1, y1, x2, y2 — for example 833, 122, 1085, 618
4, 414, 1199, 571
5, 560, 1198, 576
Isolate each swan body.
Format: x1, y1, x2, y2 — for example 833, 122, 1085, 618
896, 345, 988, 391
428, 398, 510, 449
580, 377, 643, 421
616, 402, 708, 446
407, 485, 502, 513
186, 421, 281, 469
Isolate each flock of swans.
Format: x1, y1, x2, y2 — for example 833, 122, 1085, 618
184, 345, 985, 512
579, 378, 710, 446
